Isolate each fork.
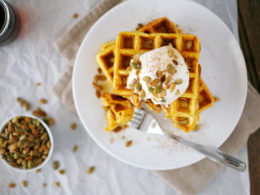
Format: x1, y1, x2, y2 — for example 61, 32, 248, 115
128, 108, 246, 172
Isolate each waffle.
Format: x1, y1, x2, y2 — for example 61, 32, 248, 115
101, 93, 134, 132
113, 31, 200, 131
138, 17, 181, 34
96, 17, 179, 85
198, 78, 215, 112
96, 45, 115, 84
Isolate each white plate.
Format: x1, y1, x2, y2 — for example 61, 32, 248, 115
73, 0, 247, 170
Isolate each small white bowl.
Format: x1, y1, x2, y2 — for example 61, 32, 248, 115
0, 114, 54, 172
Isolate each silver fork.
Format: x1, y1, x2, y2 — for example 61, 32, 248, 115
128, 108, 246, 172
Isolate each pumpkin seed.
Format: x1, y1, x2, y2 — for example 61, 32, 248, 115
43, 183, 47, 187
193, 124, 201, 131
59, 169, 66, 175
140, 90, 146, 99
150, 78, 160, 86
87, 166, 95, 174
153, 86, 162, 94
174, 79, 183, 85
167, 64, 176, 74
148, 87, 154, 93
53, 160, 60, 170
125, 140, 133, 147
130, 62, 141, 69
135, 83, 142, 91
73, 145, 78, 153
22, 180, 28, 187
143, 76, 151, 82
71, 123, 77, 130
8, 183, 16, 188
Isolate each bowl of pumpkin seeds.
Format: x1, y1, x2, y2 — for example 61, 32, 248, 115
0, 115, 54, 171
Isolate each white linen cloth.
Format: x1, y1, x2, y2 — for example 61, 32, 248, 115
0, 0, 255, 194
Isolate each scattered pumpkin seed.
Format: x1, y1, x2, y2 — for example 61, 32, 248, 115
176, 89, 180, 95
39, 99, 48, 104
43, 183, 47, 187
125, 140, 133, 147
55, 182, 60, 187
73, 145, 78, 153
143, 76, 151, 82
53, 161, 60, 170
193, 124, 201, 131
71, 123, 77, 130
214, 96, 220, 102
73, 13, 78, 19
36, 169, 41, 173
167, 64, 176, 74
22, 180, 28, 187
36, 82, 41, 86
59, 169, 66, 175
87, 166, 95, 175
17, 97, 22, 102
8, 183, 16, 188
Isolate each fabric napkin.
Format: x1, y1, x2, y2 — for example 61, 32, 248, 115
52, 0, 260, 194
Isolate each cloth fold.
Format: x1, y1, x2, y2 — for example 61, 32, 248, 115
52, 0, 260, 194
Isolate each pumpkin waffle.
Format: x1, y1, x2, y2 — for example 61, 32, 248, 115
101, 93, 134, 132
113, 31, 200, 132
96, 18, 213, 114
198, 78, 215, 113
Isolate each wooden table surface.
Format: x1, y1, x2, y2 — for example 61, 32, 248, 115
238, 0, 260, 194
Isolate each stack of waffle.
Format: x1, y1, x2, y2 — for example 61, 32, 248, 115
96, 17, 214, 132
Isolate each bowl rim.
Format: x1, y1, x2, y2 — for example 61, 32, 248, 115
0, 114, 54, 172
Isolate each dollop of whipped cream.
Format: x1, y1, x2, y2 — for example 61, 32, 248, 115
127, 45, 189, 106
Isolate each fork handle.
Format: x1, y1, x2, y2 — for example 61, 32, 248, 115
166, 133, 246, 172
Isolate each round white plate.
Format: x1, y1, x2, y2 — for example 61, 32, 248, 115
73, 0, 247, 170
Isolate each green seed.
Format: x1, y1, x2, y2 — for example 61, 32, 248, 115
17, 97, 22, 102
25, 103, 31, 111
164, 75, 172, 86
143, 76, 151, 82
148, 87, 154, 93
87, 166, 95, 175
167, 64, 176, 74
59, 169, 66, 175
174, 79, 183, 85
73, 145, 78, 153
53, 160, 60, 170
135, 83, 142, 91
153, 86, 162, 94
130, 62, 141, 69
